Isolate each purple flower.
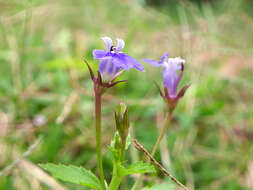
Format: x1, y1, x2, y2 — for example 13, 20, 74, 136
144, 53, 186, 98
93, 37, 144, 81
144, 53, 190, 112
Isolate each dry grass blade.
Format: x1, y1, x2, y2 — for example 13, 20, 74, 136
0, 137, 42, 177
0, 137, 67, 190
56, 91, 78, 124
133, 139, 189, 190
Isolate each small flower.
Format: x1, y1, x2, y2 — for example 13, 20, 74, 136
144, 53, 190, 113
93, 37, 144, 81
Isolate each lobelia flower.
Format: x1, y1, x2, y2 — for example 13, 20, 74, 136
93, 37, 144, 82
143, 53, 190, 113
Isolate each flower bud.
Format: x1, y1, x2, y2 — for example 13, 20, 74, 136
114, 102, 129, 145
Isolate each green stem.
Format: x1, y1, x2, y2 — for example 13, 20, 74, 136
132, 112, 171, 190
108, 162, 122, 190
108, 174, 122, 190
150, 112, 171, 156
95, 90, 106, 190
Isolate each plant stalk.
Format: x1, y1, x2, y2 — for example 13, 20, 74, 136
95, 89, 106, 190
108, 162, 122, 190
151, 112, 171, 156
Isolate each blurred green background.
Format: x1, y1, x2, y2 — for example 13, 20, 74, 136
0, 0, 253, 189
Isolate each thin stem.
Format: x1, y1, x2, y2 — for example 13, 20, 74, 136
132, 112, 171, 190
151, 112, 171, 156
95, 90, 106, 190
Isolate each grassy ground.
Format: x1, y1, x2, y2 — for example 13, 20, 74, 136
0, 0, 253, 189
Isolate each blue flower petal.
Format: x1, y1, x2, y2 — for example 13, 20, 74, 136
159, 52, 169, 64
116, 53, 144, 71
143, 52, 168, 67
93, 50, 107, 59
98, 59, 108, 73
111, 55, 131, 70
99, 59, 120, 81
143, 59, 162, 67
162, 68, 178, 98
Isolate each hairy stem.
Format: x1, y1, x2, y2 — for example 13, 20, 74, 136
95, 90, 106, 190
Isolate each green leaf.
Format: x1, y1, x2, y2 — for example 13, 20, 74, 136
121, 162, 156, 176
40, 163, 102, 190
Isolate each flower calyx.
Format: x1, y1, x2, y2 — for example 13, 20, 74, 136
154, 81, 191, 114
84, 59, 127, 94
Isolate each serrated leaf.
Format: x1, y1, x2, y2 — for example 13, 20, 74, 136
121, 162, 156, 176
40, 163, 102, 190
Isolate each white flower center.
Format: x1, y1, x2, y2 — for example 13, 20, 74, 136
163, 57, 185, 71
